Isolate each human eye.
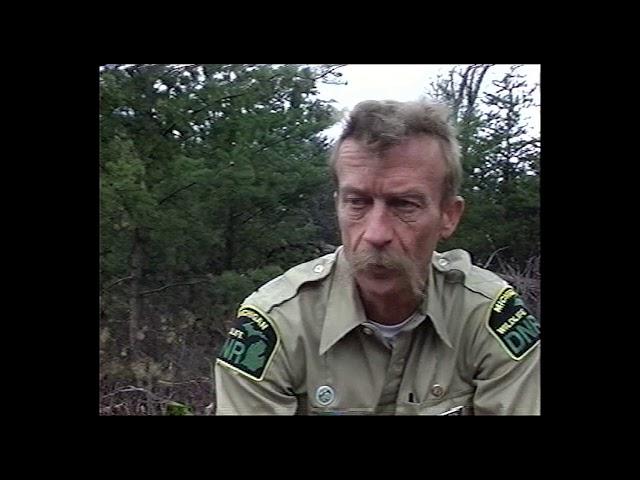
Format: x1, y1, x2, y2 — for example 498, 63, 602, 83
390, 198, 421, 213
344, 195, 370, 210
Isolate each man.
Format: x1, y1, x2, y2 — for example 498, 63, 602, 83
215, 99, 540, 415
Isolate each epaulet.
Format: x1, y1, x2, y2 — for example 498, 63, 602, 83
219, 250, 338, 382
432, 249, 508, 301
432, 250, 539, 360
244, 249, 337, 313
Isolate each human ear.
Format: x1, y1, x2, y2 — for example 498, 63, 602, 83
440, 195, 465, 240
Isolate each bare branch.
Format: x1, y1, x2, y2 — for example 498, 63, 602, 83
101, 385, 163, 401
483, 246, 509, 269
191, 92, 249, 116
310, 64, 347, 81
237, 206, 269, 226
158, 182, 198, 205
103, 275, 134, 291
140, 280, 209, 297
157, 378, 209, 386
266, 64, 346, 84
162, 123, 178, 137
252, 134, 294, 154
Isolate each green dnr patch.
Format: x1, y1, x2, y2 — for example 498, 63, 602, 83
217, 306, 280, 381
486, 287, 540, 360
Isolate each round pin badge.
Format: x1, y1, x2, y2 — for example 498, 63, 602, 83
315, 385, 335, 406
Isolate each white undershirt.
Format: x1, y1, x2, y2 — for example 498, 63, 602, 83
368, 311, 424, 343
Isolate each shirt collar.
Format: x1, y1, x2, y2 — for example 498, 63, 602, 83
418, 260, 454, 349
319, 248, 454, 354
319, 247, 368, 355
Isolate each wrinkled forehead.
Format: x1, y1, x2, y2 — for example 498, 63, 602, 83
335, 136, 446, 179
338, 133, 443, 157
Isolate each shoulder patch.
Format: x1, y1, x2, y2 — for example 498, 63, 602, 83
217, 306, 280, 381
486, 287, 540, 360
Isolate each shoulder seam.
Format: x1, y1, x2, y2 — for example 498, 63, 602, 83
263, 272, 330, 313
462, 266, 509, 301
250, 251, 338, 313
463, 282, 502, 301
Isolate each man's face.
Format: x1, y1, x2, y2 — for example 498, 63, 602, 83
335, 136, 463, 299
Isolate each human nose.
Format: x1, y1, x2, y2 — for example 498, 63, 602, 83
362, 201, 393, 249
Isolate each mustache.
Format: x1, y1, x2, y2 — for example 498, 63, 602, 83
351, 250, 418, 277
348, 249, 427, 300
350, 250, 409, 273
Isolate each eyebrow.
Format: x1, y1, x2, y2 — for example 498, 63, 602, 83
340, 186, 367, 196
340, 186, 429, 203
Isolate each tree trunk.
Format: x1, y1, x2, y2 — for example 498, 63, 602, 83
129, 229, 144, 360
224, 206, 235, 271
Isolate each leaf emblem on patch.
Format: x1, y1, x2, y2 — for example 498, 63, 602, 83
216, 306, 280, 381
240, 340, 267, 372
242, 322, 268, 341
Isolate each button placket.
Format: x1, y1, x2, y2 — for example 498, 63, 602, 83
377, 331, 412, 407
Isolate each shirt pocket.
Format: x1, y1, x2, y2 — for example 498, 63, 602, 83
414, 389, 474, 415
307, 406, 373, 415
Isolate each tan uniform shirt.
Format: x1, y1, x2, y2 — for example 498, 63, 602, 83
215, 247, 540, 415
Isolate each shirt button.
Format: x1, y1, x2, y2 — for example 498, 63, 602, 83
431, 384, 445, 397
362, 327, 373, 335
313, 264, 324, 273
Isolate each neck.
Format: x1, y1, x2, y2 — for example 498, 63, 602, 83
358, 287, 420, 325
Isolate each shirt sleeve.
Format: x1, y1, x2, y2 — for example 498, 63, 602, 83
467, 288, 541, 415
214, 305, 299, 415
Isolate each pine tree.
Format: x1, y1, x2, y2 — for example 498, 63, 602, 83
100, 64, 342, 385
427, 65, 540, 268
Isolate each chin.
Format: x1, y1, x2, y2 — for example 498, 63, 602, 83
355, 272, 403, 298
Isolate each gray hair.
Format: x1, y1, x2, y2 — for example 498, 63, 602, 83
329, 99, 462, 201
